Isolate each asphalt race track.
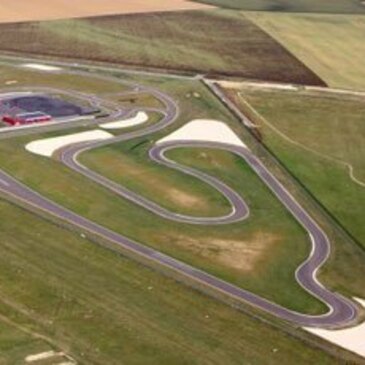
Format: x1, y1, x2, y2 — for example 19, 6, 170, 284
0, 64, 359, 328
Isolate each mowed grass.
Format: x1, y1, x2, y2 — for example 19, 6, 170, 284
0, 10, 324, 85
0, 78, 328, 315
0, 199, 346, 365
236, 87, 365, 247
193, 0, 365, 13
247, 13, 365, 90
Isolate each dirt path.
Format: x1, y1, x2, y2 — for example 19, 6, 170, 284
0, 0, 213, 23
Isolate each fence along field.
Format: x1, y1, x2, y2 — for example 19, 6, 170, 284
0, 0, 212, 23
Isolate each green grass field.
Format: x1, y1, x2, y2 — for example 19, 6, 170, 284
234, 87, 365, 248
1, 198, 352, 365
247, 13, 365, 91
0, 10, 324, 85
194, 0, 365, 13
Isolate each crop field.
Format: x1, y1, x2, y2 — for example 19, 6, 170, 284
193, 0, 365, 14
0, 10, 325, 85
229, 86, 365, 250
0, 0, 212, 23
0, 198, 351, 365
247, 13, 365, 91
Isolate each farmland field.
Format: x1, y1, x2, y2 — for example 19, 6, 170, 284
247, 13, 365, 91
193, 0, 365, 14
0, 0, 212, 23
228, 86, 365, 249
0, 10, 325, 85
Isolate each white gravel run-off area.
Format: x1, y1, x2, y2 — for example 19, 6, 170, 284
99, 111, 148, 129
304, 298, 365, 359
218, 80, 298, 91
25, 130, 113, 157
21, 63, 62, 72
157, 119, 247, 148
25, 351, 59, 362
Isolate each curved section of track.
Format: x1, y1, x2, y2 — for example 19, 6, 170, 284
61, 142, 249, 225
0, 68, 359, 328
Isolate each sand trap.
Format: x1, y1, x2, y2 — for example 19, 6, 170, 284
0, 0, 213, 23
157, 119, 247, 148
26, 130, 113, 157
100, 111, 148, 129
22, 63, 62, 72
304, 298, 365, 359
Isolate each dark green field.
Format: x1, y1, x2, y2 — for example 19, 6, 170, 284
0, 10, 325, 85
194, 0, 365, 14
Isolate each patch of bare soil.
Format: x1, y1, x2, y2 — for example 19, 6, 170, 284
0, 0, 213, 23
167, 188, 207, 209
167, 232, 279, 272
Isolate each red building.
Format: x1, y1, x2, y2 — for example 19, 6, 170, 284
2, 112, 52, 126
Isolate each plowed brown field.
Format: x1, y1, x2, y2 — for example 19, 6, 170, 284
0, 0, 212, 23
